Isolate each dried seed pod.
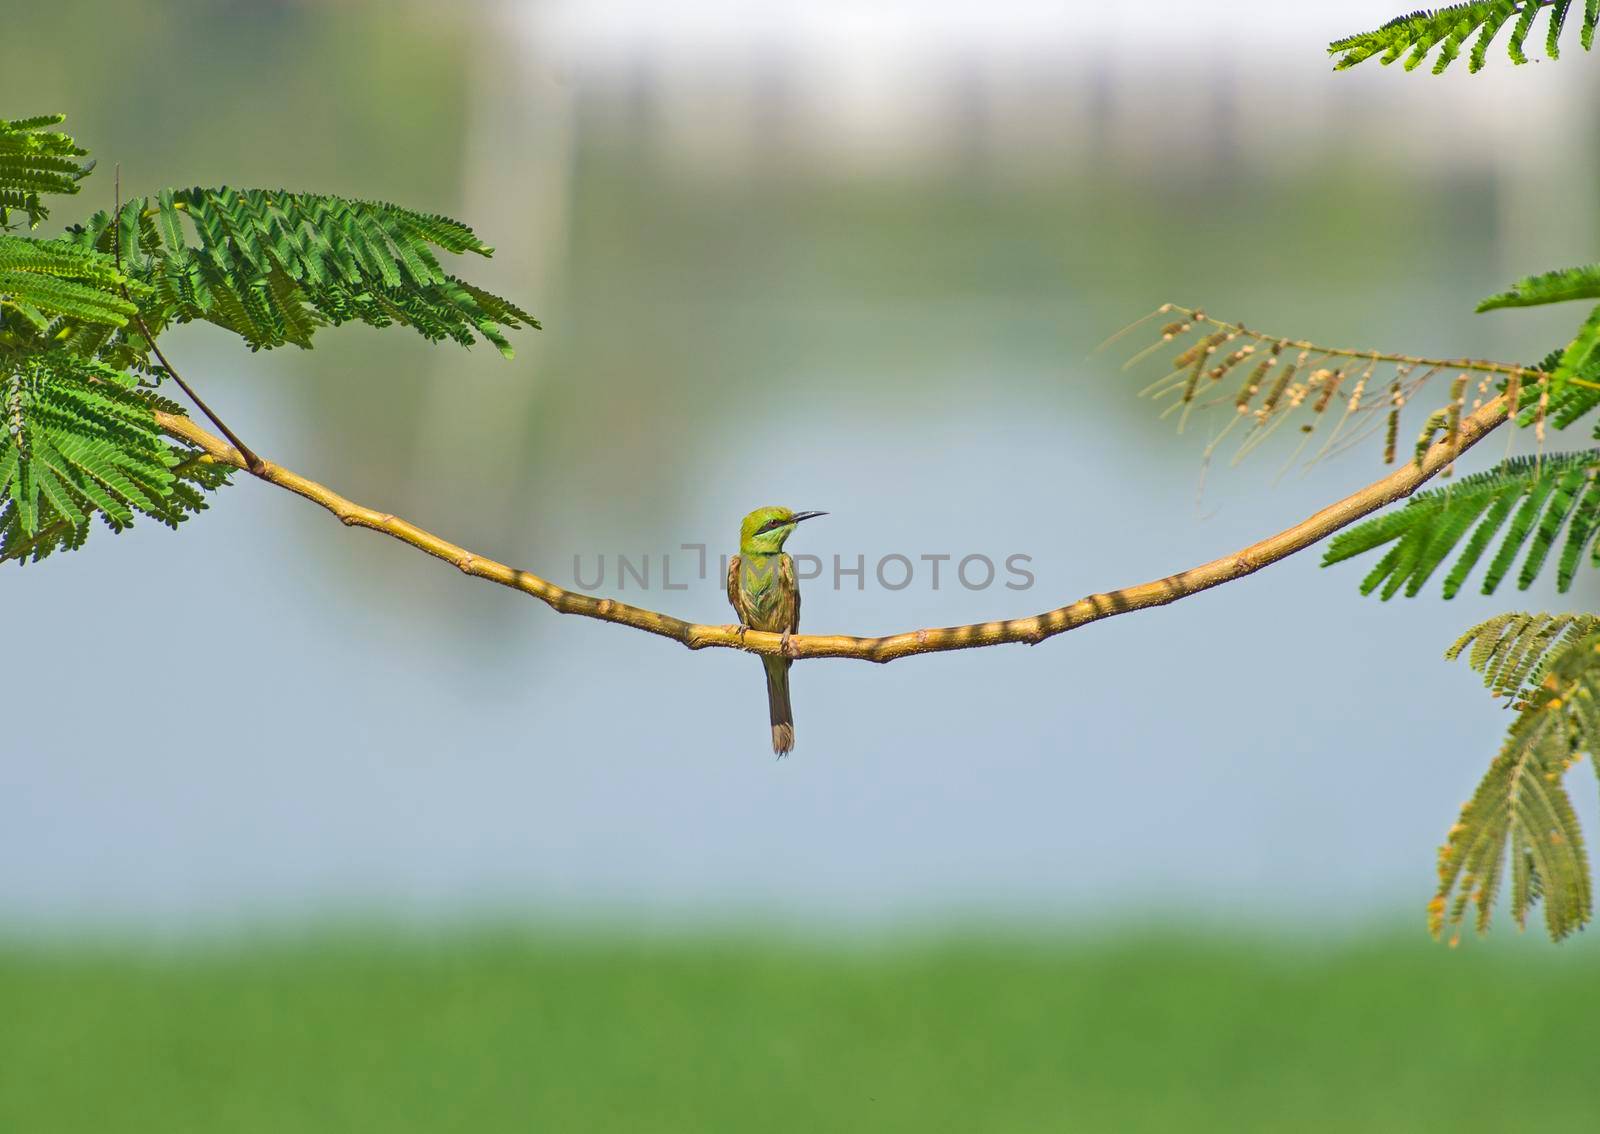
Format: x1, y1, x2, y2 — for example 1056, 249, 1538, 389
1445, 373, 1467, 449
1312, 368, 1345, 414
1384, 379, 1401, 464
1236, 356, 1275, 413
1414, 408, 1449, 466
1347, 375, 1367, 414
1181, 340, 1210, 405
1259, 361, 1298, 416
1208, 344, 1255, 382
1172, 330, 1227, 372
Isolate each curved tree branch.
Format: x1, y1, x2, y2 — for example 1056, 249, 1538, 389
156, 394, 1511, 664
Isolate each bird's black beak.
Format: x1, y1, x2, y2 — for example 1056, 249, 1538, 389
790, 511, 828, 524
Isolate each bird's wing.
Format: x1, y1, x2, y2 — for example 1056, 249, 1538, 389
727, 554, 743, 617
781, 553, 801, 633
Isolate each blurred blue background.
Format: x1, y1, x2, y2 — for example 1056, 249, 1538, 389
14, 5, 1600, 1131
6, 0, 1599, 936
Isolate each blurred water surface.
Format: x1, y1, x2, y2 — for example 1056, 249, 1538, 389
6, 0, 1600, 934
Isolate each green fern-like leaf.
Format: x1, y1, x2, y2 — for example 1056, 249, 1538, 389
1448, 612, 1600, 697
1548, 0, 1575, 55
1506, 0, 1542, 62
64, 188, 539, 362
1323, 452, 1600, 597
1431, 710, 1591, 941
1435, 618, 1600, 942
0, 114, 93, 231
1331, 1, 1595, 72
0, 233, 140, 338
1479, 272, 1600, 399
1549, 305, 1600, 399
1479, 264, 1600, 311
0, 350, 229, 563
1493, 346, 1600, 433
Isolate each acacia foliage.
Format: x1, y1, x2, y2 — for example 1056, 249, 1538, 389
0, 114, 534, 562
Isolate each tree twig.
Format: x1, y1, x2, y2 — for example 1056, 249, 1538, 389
154, 394, 1512, 663
138, 318, 266, 475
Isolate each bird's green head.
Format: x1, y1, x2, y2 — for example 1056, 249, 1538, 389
739, 506, 827, 554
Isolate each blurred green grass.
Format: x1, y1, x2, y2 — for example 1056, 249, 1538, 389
4, 929, 1597, 1132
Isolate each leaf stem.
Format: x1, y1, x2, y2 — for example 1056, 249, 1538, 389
137, 317, 266, 475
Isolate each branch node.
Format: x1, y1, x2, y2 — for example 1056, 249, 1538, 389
127, 313, 267, 474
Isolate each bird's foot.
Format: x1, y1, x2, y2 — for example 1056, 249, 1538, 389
780, 629, 796, 659
724, 623, 749, 648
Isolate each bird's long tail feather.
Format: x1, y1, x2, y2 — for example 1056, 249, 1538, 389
764, 657, 794, 756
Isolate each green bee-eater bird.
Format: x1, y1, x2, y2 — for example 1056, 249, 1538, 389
727, 506, 827, 756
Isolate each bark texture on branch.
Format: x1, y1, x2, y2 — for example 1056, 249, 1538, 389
156, 395, 1509, 663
